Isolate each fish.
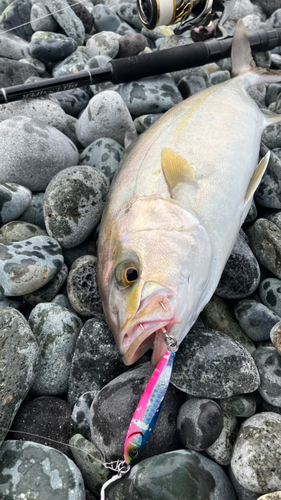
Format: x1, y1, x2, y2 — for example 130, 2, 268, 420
97, 20, 281, 368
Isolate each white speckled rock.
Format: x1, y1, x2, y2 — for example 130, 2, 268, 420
206, 411, 238, 466
85, 31, 120, 58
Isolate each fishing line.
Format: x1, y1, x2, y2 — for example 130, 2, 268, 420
0, 0, 93, 36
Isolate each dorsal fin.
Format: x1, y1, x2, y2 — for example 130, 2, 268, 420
161, 147, 198, 196
231, 19, 256, 77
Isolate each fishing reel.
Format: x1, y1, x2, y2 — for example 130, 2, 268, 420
137, 0, 235, 35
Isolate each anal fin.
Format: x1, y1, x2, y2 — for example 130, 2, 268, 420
161, 147, 198, 197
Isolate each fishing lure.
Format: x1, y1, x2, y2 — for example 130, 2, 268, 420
100, 329, 178, 500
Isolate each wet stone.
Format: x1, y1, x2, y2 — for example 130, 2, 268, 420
0, 0, 33, 41
0, 440, 85, 499
118, 74, 183, 116
0, 235, 64, 296
53, 87, 89, 117
76, 90, 136, 147
71, 390, 98, 440
30, 31, 77, 62
270, 320, 281, 354
134, 113, 163, 134
44, 165, 109, 248
0, 182, 31, 225
42, 0, 85, 44
79, 137, 124, 181
252, 346, 281, 407
0, 307, 39, 446
19, 192, 45, 229
52, 49, 89, 77
9, 396, 75, 457
29, 302, 83, 396
108, 449, 236, 500
92, 3, 121, 32
215, 231, 260, 299
234, 299, 281, 342
0, 57, 39, 87
30, 0, 58, 32
69, 434, 110, 496
85, 31, 120, 59
0, 116, 79, 191
255, 147, 281, 209
250, 218, 281, 278
67, 255, 103, 317
231, 412, 281, 494
68, 316, 123, 405
178, 75, 207, 99
176, 397, 223, 451
0, 32, 30, 59
23, 262, 68, 305
117, 33, 147, 58
218, 393, 257, 417
90, 362, 181, 463
206, 411, 238, 466
259, 277, 281, 316
171, 327, 260, 398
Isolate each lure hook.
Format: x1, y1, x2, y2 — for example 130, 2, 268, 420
100, 461, 130, 500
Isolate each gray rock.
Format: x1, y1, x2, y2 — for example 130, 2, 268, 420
210, 70, 231, 85
44, 166, 109, 248
178, 75, 207, 99
201, 295, 256, 354
30, 30, 77, 62
108, 449, 236, 500
68, 316, 123, 405
19, 192, 45, 229
0, 440, 85, 499
255, 0, 280, 16
253, 346, 281, 407
19, 55, 46, 74
228, 0, 254, 21
0, 182, 31, 224
0, 221, 46, 243
0, 116, 79, 191
255, 147, 281, 209
115, 19, 136, 35
269, 8, 281, 28
52, 293, 76, 313
259, 277, 281, 316
0, 293, 21, 308
245, 199, 258, 223
52, 87, 89, 117
79, 137, 124, 181
42, 0, 85, 44
171, 327, 260, 398
271, 53, 281, 70
253, 51, 271, 69
117, 33, 147, 58
206, 411, 238, 466
242, 13, 261, 30
215, 231, 260, 299
85, 31, 120, 58
0, 307, 39, 445
71, 390, 98, 440
69, 434, 110, 496
92, 3, 121, 32
52, 49, 89, 77
76, 90, 136, 147
0, 235, 64, 296
62, 238, 96, 268
266, 83, 281, 107
0, 0, 33, 41
0, 57, 39, 86
29, 302, 82, 395
0, 31, 30, 59
234, 299, 281, 342
118, 74, 183, 116
247, 83, 267, 105
228, 466, 260, 500
257, 494, 281, 500
90, 362, 181, 462
67, 255, 103, 317
262, 121, 281, 150
270, 320, 281, 354
116, 0, 142, 30
250, 218, 281, 278
134, 113, 163, 133
218, 394, 257, 417
23, 262, 68, 305
66, 0, 94, 34
231, 412, 281, 494
141, 25, 174, 40
30, 0, 58, 31
177, 397, 223, 450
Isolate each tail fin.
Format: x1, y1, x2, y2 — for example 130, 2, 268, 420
231, 19, 281, 87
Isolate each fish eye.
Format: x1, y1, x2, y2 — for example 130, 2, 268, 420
115, 261, 139, 287
129, 449, 139, 459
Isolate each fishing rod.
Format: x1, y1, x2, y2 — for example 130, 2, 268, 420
0, 26, 281, 105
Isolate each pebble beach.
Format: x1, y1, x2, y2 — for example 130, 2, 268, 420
0, 0, 281, 499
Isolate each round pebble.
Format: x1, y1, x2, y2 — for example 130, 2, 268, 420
117, 33, 147, 57
71, 391, 98, 440
0, 58, 40, 87
134, 113, 163, 133
255, 147, 281, 209
259, 277, 281, 316
252, 346, 281, 407
206, 411, 238, 466
178, 75, 207, 98
43, 0, 85, 45
257, 494, 281, 500
0, 0, 33, 41
270, 321, 281, 354
67, 255, 103, 317
30, 0, 58, 32
19, 192, 45, 229
30, 31, 77, 62
0, 221, 46, 243
85, 31, 120, 58
250, 218, 281, 278
52, 87, 90, 117
234, 299, 281, 341
0, 182, 31, 225
218, 394, 257, 417
0, 32, 30, 60
92, 3, 121, 32
52, 49, 89, 77
23, 262, 68, 305
79, 137, 124, 181
116, 0, 142, 29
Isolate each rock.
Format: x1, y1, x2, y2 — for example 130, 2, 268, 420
210, 70, 230, 85
255, 0, 280, 16
255, 147, 281, 209
0, 182, 31, 224
0, 220, 46, 242
0, 31, 30, 59
257, 494, 281, 500
176, 397, 223, 450
0, 440, 85, 499
269, 8, 281, 27
228, 0, 254, 21
134, 113, 163, 133
68, 316, 123, 405
108, 449, 236, 500
23, 263, 68, 305
115, 19, 136, 35
250, 218, 281, 278
0, 116, 79, 191
243, 13, 261, 30
0, 0, 33, 41
234, 299, 281, 342
201, 295, 256, 354
116, 0, 142, 30
117, 33, 147, 57
85, 31, 120, 58
90, 362, 181, 462
44, 165, 109, 248
19, 55, 46, 74
29, 302, 83, 395
9, 396, 74, 456
266, 84, 281, 107
79, 137, 124, 181
253, 346, 281, 406
30, 0, 58, 31
259, 277, 281, 316
53, 87, 89, 117
92, 3, 121, 31
71, 391, 98, 440
30, 31, 77, 62
19, 192, 45, 229
218, 393, 257, 417
0, 307, 39, 445
0, 57, 39, 86
52, 293, 76, 313
42, 0, 85, 44
270, 320, 281, 354
253, 51, 271, 69
228, 466, 260, 500
231, 412, 281, 494
205, 411, 238, 466
52, 49, 89, 77
215, 231, 260, 299
76, 90, 136, 147
271, 54, 281, 70
67, 255, 103, 317
62, 238, 96, 268
248, 83, 267, 105
67, 0, 94, 33
69, 434, 110, 496
171, 327, 260, 398
0, 294, 21, 309
262, 121, 281, 150
0, 235, 64, 296
178, 75, 207, 99
118, 74, 183, 116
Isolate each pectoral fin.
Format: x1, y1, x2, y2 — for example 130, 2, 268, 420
161, 147, 198, 196
241, 152, 270, 223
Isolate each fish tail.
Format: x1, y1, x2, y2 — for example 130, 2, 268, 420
232, 19, 281, 88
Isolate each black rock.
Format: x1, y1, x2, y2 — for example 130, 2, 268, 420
0, 0, 33, 40
255, 146, 281, 209
234, 299, 281, 342
71, 391, 97, 440
67, 0, 94, 33
250, 218, 281, 278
